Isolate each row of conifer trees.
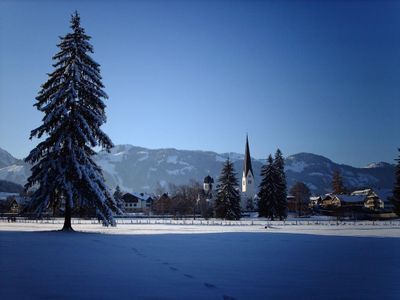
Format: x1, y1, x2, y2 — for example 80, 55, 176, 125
214, 149, 287, 220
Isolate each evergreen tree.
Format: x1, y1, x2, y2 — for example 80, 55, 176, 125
113, 186, 125, 212
289, 181, 311, 217
214, 159, 241, 220
258, 155, 279, 220
332, 169, 346, 194
245, 197, 255, 211
24, 12, 118, 231
392, 148, 400, 215
274, 149, 288, 220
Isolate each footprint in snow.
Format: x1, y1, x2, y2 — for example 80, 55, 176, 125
204, 282, 216, 289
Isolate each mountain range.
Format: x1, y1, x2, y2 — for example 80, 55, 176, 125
0, 145, 395, 195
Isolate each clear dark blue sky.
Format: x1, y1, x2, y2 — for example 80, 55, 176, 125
0, 0, 399, 166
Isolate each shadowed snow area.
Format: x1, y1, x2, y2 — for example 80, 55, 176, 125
1, 224, 399, 299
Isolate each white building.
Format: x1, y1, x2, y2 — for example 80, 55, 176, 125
122, 192, 153, 213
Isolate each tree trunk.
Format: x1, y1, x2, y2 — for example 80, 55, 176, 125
62, 201, 73, 231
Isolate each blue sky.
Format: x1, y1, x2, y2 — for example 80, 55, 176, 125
0, 0, 399, 166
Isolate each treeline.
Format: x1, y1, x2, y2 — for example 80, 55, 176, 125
0, 180, 24, 193
147, 149, 289, 221
151, 181, 213, 218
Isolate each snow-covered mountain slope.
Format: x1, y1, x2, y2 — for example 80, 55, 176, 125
0, 148, 30, 186
0, 146, 395, 194
94, 145, 250, 193
284, 153, 395, 194
0, 147, 19, 168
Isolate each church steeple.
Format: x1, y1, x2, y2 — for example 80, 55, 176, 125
241, 134, 255, 206
243, 134, 254, 178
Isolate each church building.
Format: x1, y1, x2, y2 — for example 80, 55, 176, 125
241, 135, 256, 209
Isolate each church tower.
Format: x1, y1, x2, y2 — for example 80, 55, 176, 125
242, 135, 255, 206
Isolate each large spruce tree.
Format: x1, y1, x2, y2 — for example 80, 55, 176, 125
274, 149, 287, 220
258, 155, 279, 220
392, 148, 400, 215
25, 12, 118, 231
214, 159, 241, 220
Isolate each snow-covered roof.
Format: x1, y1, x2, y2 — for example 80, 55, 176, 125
123, 192, 152, 202
351, 189, 372, 196
350, 189, 392, 202
374, 189, 393, 202
337, 195, 366, 203
132, 192, 152, 201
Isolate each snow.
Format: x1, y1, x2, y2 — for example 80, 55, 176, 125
305, 182, 317, 190
337, 194, 366, 203
1, 221, 399, 299
167, 155, 178, 164
285, 161, 308, 173
309, 172, 324, 176
0, 164, 24, 172
159, 180, 168, 188
113, 151, 125, 157
137, 151, 149, 162
0, 147, 18, 166
109, 152, 125, 162
0, 192, 19, 200
220, 152, 245, 162
96, 158, 131, 192
166, 166, 194, 175
215, 155, 226, 162
0, 164, 30, 185
344, 170, 354, 176
351, 189, 372, 196
364, 162, 389, 169
375, 189, 393, 201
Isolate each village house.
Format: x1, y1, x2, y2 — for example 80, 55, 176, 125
122, 192, 153, 213
0, 194, 30, 214
309, 196, 322, 208
350, 189, 386, 210
286, 195, 296, 212
315, 189, 386, 211
319, 194, 341, 208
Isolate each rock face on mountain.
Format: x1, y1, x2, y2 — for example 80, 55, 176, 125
0, 145, 395, 195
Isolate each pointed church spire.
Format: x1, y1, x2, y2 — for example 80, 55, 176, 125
243, 134, 254, 177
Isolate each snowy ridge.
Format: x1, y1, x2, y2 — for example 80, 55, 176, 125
364, 162, 392, 169
0, 145, 395, 194
0, 147, 20, 168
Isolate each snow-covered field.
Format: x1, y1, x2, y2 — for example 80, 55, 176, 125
1, 222, 400, 299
